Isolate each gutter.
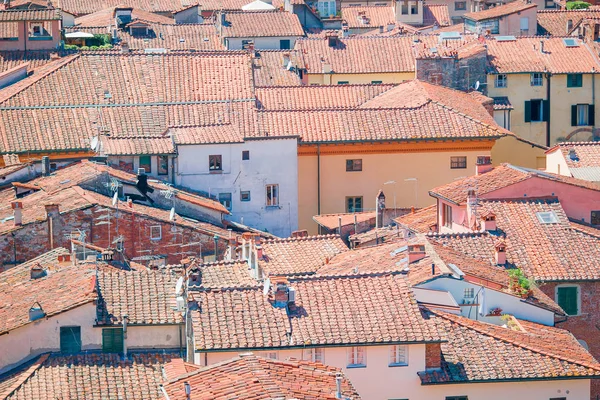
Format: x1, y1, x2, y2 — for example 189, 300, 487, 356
545, 72, 551, 147
420, 374, 599, 385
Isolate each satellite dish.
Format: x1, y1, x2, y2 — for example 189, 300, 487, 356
474, 81, 480, 90
112, 191, 118, 206
175, 276, 184, 295
263, 278, 271, 296
169, 207, 175, 221
90, 136, 99, 152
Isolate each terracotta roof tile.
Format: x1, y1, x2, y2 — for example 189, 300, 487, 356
348, 224, 406, 246
221, 11, 304, 38
188, 260, 258, 289
119, 23, 224, 50
169, 123, 244, 145
313, 210, 375, 230
341, 6, 395, 29
553, 141, 600, 169
537, 9, 600, 35
102, 136, 175, 155
163, 354, 361, 400
423, 4, 450, 26
0, 266, 96, 334
394, 205, 438, 234
0, 8, 61, 21
419, 310, 600, 384
1, 352, 177, 399
0, 22, 19, 38
74, 6, 173, 26
464, 1, 536, 21
251, 50, 303, 86
0, 247, 70, 285
258, 234, 349, 276
192, 273, 441, 350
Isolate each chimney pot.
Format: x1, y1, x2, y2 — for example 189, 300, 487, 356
291, 229, 308, 238
44, 203, 59, 218
495, 239, 507, 265
30, 263, 45, 279
335, 373, 343, 399
41, 156, 50, 176
12, 201, 23, 226
57, 254, 71, 263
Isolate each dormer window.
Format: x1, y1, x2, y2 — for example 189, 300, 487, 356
29, 22, 49, 37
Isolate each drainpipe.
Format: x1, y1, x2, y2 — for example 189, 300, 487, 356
546, 72, 551, 147
122, 315, 128, 359
593, 70, 596, 137
317, 143, 321, 223
23, 22, 26, 52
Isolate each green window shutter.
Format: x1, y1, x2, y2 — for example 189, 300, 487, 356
589, 105, 595, 126
572, 105, 578, 126
557, 287, 578, 315
543, 100, 550, 122
524, 101, 531, 122
60, 327, 81, 353
102, 328, 124, 353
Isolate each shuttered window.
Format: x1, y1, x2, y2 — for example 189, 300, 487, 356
102, 328, 124, 353
556, 286, 579, 315
571, 104, 594, 126
60, 326, 81, 353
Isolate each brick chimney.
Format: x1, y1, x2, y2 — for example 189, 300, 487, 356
11, 201, 23, 226
271, 277, 296, 307
495, 239, 507, 266
475, 156, 493, 175
44, 203, 59, 219
30, 263, 45, 279
291, 230, 308, 238
57, 254, 71, 263
480, 210, 496, 231
425, 342, 442, 370
408, 244, 426, 263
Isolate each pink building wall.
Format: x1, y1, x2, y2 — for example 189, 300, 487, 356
499, 6, 537, 36
0, 20, 61, 51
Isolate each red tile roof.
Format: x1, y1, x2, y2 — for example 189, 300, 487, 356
419, 310, 600, 384
191, 273, 441, 351
102, 136, 175, 155
341, 6, 395, 29
74, 6, 173, 26
259, 234, 349, 276
0, 266, 96, 334
163, 354, 361, 400
313, 210, 375, 230
551, 141, 600, 169
348, 224, 406, 246
0, 22, 19, 38
119, 23, 224, 51
251, 50, 303, 86
464, 0, 536, 21
96, 269, 182, 325
256, 83, 396, 110
0, 8, 61, 21
220, 11, 305, 38
394, 205, 438, 234
169, 124, 244, 145
188, 260, 258, 289
0, 247, 71, 286
486, 36, 600, 74
423, 4, 450, 26
1, 352, 177, 399
537, 9, 600, 35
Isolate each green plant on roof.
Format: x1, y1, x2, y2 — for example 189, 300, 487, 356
508, 268, 535, 297
566, 1, 590, 9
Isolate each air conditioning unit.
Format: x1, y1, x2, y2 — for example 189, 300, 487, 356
287, 287, 296, 304
176, 296, 186, 312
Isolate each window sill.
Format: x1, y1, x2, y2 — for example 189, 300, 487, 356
29, 36, 53, 41
346, 364, 367, 369
209, 170, 223, 174
388, 363, 409, 367
266, 205, 280, 209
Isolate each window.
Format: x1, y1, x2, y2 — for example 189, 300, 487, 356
530, 73, 543, 86
241, 39, 253, 49
209, 155, 222, 171
446, 397, 468, 400
60, 326, 81, 353
157, 156, 168, 175
259, 351, 278, 359
519, 17, 529, 35
495, 74, 507, 89
346, 196, 363, 213
450, 156, 467, 169
401, 2, 409, 14
463, 288, 475, 298
567, 74, 583, 88
139, 155, 151, 173
455, 1, 466, 9
347, 346, 366, 367
266, 184, 279, 206
545, 0, 556, 7
242, 150, 250, 160
303, 348, 324, 363
389, 345, 408, 366
280, 39, 291, 49
337, 81, 349, 85
536, 211, 558, 224
317, 0, 336, 17
592, 211, 600, 225
443, 203, 453, 228
371, 80, 383, 84
346, 159, 362, 172
556, 285, 579, 315
241, 191, 251, 201
410, 1, 418, 14
219, 193, 232, 210
102, 328, 124, 353
150, 225, 162, 240
524, 99, 547, 122
571, 104, 594, 126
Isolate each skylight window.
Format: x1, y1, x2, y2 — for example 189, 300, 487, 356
439, 32, 461, 40
563, 38, 579, 47
496, 35, 516, 42
536, 211, 559, 224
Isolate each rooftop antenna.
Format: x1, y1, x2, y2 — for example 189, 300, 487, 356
104, 177, 123, 240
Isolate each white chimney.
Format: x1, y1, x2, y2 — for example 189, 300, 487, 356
495, 239, 507, 266
11, 201, 22, 226
335, 373, 343, 399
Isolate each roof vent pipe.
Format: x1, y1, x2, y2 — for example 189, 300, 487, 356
335, 373, 343, 399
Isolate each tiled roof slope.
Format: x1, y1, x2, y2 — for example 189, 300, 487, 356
191, 273, 441, 351
423, 4, 450, 26
188, 260, 258, 289
102, 136, 175, 155
0, 266, 96, 334
0, 9, 61, 21
0, 247, 71, 286
464, 0, 536, 21
256, 84, 396, 110
419, 311, 600, 384
430, 164, 600, 205
255, 104, 506, 143
552, 141, 600, 169
73, 6, 174, 26
430, 198, 600, 281
348, 225, 405, 246
251, 50, 302, 86
169, 124, 244, 145
0, 51, 75, 74
221, 11, 304, 38
258, 234, 349, 276
0, 352, 177, 399
118, 23, 224, 51
341, 6, 395, 29
486, 36, 600, 74
163, 354, 361, 400
537, 10, 600, 35
313, 210, 375, 230
96, 270, 181, 325
394, 205, 438, 234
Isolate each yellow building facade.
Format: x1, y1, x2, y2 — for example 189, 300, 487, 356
306, 71, 415, 85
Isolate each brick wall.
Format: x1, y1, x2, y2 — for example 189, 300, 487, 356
425, 342, 442, 370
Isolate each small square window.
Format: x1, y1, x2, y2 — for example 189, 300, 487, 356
450, 156, 467, 169
464, 288, 475, 298
219, 193, 232, 210
259, 351, 278, 359
348, 346, 366, 367
346, 196, 363, 213
389, 345, 408, 366
242, 150, 250, 160
567, 74, 583, 88
266, 184, 279, 207
303, 348, 324, 363
150, 225, 162, 240
371, 80, 383, 84
60, 326, 81, 353
337, 81, 349, 85
346, 159, 362, 172
157, 156, 168, 175
240, 191, 251, 202
592, 211, 600, 225
209, 155, 222, 171
455, 1, 466, 10
530, 73, 543, 86
556, 286, 579, 316
139, 155, 151, 173
446, 397, 469, 400
495, 74, 507, 88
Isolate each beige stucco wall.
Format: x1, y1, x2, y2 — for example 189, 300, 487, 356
500, 7, 537, 35
298, 145, 492, 233
306, 71, 415, 85
195, 345, 590, 400
491, 135, 547, 169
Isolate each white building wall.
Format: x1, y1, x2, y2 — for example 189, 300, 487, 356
418, 277, 556, 326
225, 36, 300, 50
545, 148, 571, 176
176, 138, 299, 237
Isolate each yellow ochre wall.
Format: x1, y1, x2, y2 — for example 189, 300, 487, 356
491, 135, 547, 170
306, 71, 415, 85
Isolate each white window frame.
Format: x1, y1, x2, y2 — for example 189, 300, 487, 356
495, 74, 507, 88
555, 284, 581, 316
389, 345, 408, 366
266, 184, 279, 207
463, 287, 475, 298
347, 346, 366, 367
258, 351, 278, 360
150, 225, 162, 241
302, 348, 324, 363
530, 73, 543, 87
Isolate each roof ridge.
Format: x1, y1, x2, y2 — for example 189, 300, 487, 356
264, 233, 341, 243
433, 310, 600, 371
428, 100, 505, 135
0, 353, 49, 398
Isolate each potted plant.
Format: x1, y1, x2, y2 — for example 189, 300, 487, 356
488, 307, 503, 316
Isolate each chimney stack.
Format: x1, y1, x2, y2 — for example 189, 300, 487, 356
11, 201, 22, 226
335, 373, 343, 399
282, 52, 290, 68
184, 382, 191, 400
41, 156, 50, 176
495, 239, 507, 266
480, 210, 496, 231
30, 263, 45, 279
425, 343, 442, 370
408, 243, 426, 263
120, 41, 130, 53
540, 39, 545, 54
376, 190, 385, 228
291, 229, 308, 238
44, 203, 59, 219
57, 253, 71, 263
272, 278, 295, 307
475, 156, 493, 175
